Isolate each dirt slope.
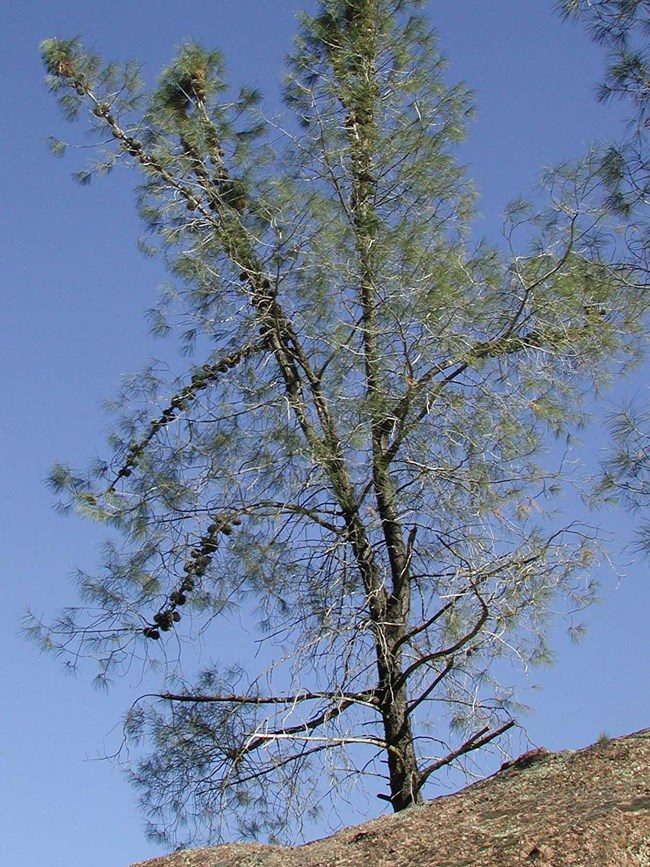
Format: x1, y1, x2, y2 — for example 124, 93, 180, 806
132, 727, 650, 867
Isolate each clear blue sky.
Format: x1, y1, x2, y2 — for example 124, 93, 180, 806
2, 3, 648, 867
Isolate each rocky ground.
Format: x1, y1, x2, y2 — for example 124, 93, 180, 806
132, 727, 650, 867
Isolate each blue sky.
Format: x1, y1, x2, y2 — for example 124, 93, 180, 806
2, 2, 648, 866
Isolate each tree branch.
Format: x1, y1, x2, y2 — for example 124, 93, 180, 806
415, 720, 516, 793
158, 689, 377, 707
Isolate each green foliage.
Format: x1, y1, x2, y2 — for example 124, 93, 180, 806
559, 1, 649, 229
32, 0, 648, 848
560, 0, 650, 552
596, 403, 650, 553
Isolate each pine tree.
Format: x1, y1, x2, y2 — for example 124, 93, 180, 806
32, 0, 648, 846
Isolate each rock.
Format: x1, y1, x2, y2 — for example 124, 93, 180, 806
131, 727, 650, 867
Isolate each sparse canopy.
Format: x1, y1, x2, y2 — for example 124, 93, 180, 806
33, 0, 648, 847
560, 1, 649, 223
560, 0, 650, 549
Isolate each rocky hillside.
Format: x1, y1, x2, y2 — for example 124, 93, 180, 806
132, 727, 650, 867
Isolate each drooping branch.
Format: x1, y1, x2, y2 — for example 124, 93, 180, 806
108, 340, 268, 491
142, 513, 242, 640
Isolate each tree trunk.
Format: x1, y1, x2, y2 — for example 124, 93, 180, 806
376, 633, 422, 810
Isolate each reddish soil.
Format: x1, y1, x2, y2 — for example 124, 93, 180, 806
132, 727, 650, 867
